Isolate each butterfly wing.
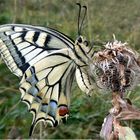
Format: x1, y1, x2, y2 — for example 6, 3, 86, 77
0, 24, 74, 77
0, 24, 75, 135
75, 66, 94, 95
19, 49, 76, 135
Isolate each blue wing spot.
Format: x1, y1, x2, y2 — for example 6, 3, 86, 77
28, 86, 39, 96
41, 104, 48, 113
48, 100, 57, 117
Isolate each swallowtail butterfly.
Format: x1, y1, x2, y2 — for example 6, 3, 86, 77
0, 3, 95, 136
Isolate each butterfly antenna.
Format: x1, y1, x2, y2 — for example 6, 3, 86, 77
76, 3, 81, 35
79, 5, 87, 35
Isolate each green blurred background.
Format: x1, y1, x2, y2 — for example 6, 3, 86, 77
0, 0, 140, 139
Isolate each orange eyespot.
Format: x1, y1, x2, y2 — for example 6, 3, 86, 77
59, 106, 69, 116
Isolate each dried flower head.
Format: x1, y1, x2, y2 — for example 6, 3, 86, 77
92, 39, 140, 93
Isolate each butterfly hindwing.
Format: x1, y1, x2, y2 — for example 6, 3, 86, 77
19, 49, 76, 135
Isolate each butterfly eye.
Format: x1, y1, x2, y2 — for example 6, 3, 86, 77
77, 36, 82, 43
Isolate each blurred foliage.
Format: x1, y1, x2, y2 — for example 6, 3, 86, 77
0, 0, 140, 139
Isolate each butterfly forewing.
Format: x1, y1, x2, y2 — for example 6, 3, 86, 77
0, 24, 74, 77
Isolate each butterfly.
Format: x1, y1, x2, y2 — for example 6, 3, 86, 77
0, 3, 95, 136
